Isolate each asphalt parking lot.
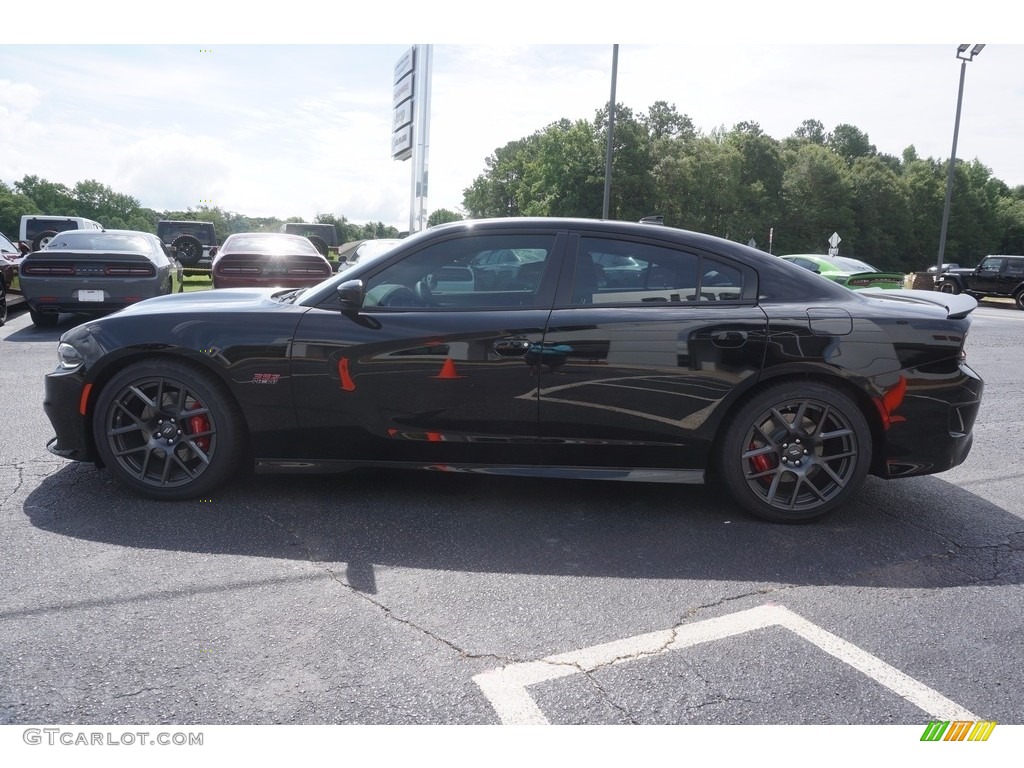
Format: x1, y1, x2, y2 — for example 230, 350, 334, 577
1, 300, 1022, 726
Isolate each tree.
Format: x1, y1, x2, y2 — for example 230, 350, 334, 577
827, 124, 876, 165
791, 119, 827, 145
463, 135, 540, 218
427, 208, 464, 227
848, 156, 910, 270
14, 175, 77, 216
0, 181, 41, 239
779, 143, 854, 254
641, 101, 695, 142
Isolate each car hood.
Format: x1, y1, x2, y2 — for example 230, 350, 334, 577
110, 287, 303, 317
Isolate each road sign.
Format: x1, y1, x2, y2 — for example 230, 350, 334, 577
828, 232, 841, 248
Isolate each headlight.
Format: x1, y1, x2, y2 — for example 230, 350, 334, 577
57, 342, 85, 370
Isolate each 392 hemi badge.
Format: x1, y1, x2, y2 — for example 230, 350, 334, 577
251, 373, 281, 384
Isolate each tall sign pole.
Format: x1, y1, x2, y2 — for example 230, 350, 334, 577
391, 45, 433, 234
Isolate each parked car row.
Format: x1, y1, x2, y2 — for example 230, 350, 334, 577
6, 222, 378, 326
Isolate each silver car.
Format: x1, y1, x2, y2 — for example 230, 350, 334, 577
19, 229, 183, 327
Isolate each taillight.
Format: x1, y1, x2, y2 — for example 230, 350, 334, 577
105, 265, 155, 276
23, 264, 75, 275
217, 266, 262, 275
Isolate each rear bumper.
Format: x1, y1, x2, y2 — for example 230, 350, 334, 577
880, 362, 984, 478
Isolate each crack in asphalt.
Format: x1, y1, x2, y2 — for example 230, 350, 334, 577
259, 510, 516, 668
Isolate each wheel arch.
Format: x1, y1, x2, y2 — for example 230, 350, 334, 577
81, 349, 253, 466
707, 371, 887, 481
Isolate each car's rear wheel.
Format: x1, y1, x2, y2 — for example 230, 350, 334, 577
306, 235, 328, 256
32, 230, 58, 251
1015, 289, 1024, 311
29, 307, 59, 327
172, 234, 204, 266
938, 281, 960, 295
93, 360, 246, 500
717, 382, 872, 523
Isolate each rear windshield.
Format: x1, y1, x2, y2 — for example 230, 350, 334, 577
47, 232, 152, 253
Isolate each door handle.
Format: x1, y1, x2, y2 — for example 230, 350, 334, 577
711, 330, 747, 348
493, 338, 532, 356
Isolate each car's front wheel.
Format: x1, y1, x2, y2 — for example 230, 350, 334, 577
92, 360, 246, 500
938, 281, 960, 295
717, 382, 872, 523
0, 278, 7, 326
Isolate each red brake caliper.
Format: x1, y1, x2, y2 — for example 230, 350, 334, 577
189, 401, 211, 452
749, 442, 773, 479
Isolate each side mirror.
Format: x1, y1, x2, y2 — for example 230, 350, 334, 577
209, 247, 218, 258
337, 279, 365, 309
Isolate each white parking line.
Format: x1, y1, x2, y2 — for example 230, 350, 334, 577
473, 604, 977, 725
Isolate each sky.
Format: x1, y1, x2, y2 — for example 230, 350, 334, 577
1, 4, 1021, 234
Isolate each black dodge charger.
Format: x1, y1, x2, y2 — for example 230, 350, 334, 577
43, 218, 984, 522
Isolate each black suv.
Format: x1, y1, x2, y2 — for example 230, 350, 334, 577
157, 220, 218, 267
278, 223, 339, 257
935, 255, 1024, 310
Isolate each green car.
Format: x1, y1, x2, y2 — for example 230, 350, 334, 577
780, 254, 904, 290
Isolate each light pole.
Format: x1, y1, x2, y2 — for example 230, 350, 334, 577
602, 44, 619, 220
936, 44, 984, 274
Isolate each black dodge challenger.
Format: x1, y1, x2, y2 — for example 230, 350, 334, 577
43, 218, 984, 522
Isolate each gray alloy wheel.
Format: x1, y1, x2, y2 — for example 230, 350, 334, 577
32, 230, 58, 251
171, 234, 204, 266
718, 382, 872, 523
938, 281, 960, 295
92, 360, 245, 500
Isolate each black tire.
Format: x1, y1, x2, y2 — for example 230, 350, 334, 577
92, 360, 247, 500
32, 230, 58, 251
717, 382, 872, 523
306, 235, 328, 257
0, 278, 7, 326
938, 281, 960, 295
1015, 290, 1024, 311
172, 234, 204, 266
29, 307, 59, 327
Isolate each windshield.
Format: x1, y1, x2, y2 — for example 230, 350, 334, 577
46, 232, 152, 252
223, 234, 319, 254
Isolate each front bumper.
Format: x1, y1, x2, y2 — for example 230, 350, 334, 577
43, 366, 95, 463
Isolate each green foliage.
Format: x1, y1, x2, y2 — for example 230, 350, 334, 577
461, 103, 1024, 270
4, 177, 396, 248
427, 208, 464, 227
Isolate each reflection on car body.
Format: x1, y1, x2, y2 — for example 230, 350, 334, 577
43, 218, 983, 523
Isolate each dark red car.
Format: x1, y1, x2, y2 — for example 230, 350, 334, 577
212, 233, 333, 290
0, 230, 27, 326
